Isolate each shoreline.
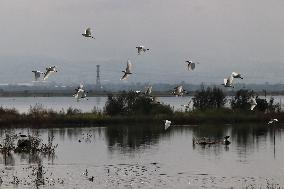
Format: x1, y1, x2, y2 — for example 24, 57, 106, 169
0, 111, 282, 128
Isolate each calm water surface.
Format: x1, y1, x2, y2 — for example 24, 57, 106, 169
0, 124, 283, 188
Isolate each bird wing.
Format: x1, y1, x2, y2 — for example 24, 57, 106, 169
43, 70, 51, 80
224, 78, 228, 85
232, 72, 238, 77
120, 73, 128, 80
86, 28, 92, 36
190, 63, 196, 70
126, 60, 132, 73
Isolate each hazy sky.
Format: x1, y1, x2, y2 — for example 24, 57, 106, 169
0, 0, 284, 85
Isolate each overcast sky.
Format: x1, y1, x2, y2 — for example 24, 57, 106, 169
0, 0, 284, 85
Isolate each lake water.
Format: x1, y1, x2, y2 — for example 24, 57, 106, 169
0, 96, 283, 113
0, 124, 283, 188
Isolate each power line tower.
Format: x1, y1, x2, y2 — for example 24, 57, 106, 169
96, 65, 101, 90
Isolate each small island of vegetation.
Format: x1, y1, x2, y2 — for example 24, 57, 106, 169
0, 87, 282, 128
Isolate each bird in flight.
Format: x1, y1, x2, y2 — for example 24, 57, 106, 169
120, 60, 132, 80
222, 74, 234, 88
164, 120, 172, 130
136, 46, 149, 55
185, 59, 199, 71
82, 28, 95, 39
43, 66, 57, 80
73, 84, 87, 101
172, 85, 187, 97
32, 70, 44, 81
232, 72, 244, 79
249, 97, 257, 110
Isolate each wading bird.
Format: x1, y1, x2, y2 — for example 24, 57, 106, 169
32, 70, 43, 81
82, 28, 95, 39
121, 60, 132, 80
43, 66, 57, 80
136, 46, 149, 55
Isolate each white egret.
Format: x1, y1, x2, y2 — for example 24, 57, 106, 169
32, 70, 43, 81
164, 120, 172, 130
73, 84, 87, 101
232, 72, 244, 79
43, 66, 57, 80
268, 119, 279, 125
136, 46, 149, 55
249, 97, 257, 110
222, 74, 234, 88
82, 28, 95, 39
121, 60, 132, 80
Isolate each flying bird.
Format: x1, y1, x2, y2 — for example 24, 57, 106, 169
185, 60, 199, 71
268, 118, 279, 125
136, 46, 149, 55
82, 28, 95, 39
222, 74, 234, 88
164, 120, 172, 130
73, 84, 87, 101
43, 66, 57, 80
172, 85, 187, 96
120, 60, 132, 80
32, 70, 43, 81
249, 97, 257, 110
232, 72, 244, 79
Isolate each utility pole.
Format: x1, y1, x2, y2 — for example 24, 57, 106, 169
96, 65, 101, 90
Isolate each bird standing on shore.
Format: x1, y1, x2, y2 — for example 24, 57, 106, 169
43, 66, 57, 80
82, 28, 95, 39
121, 60, 132, 80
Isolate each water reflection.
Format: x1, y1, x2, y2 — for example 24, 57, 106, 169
0, 124, 283, 188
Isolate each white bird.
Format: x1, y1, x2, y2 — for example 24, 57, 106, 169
222, 74, 234, 88
32, 70, 43, 81
164, 120, 172, 130
120, 60, 132, 80
145, 86, 152, 96
185, 60, 199, 71
268, 118, 279, 125
43, 66, 57, 80
136, 46, 149, 55
82, 28, 95, 39
232, 72, 244, 79
73, 84, 87, 101
249, 97, 257, 110
172, 85, 187, 96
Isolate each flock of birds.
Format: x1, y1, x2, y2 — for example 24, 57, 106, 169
30, 27, 280, 128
